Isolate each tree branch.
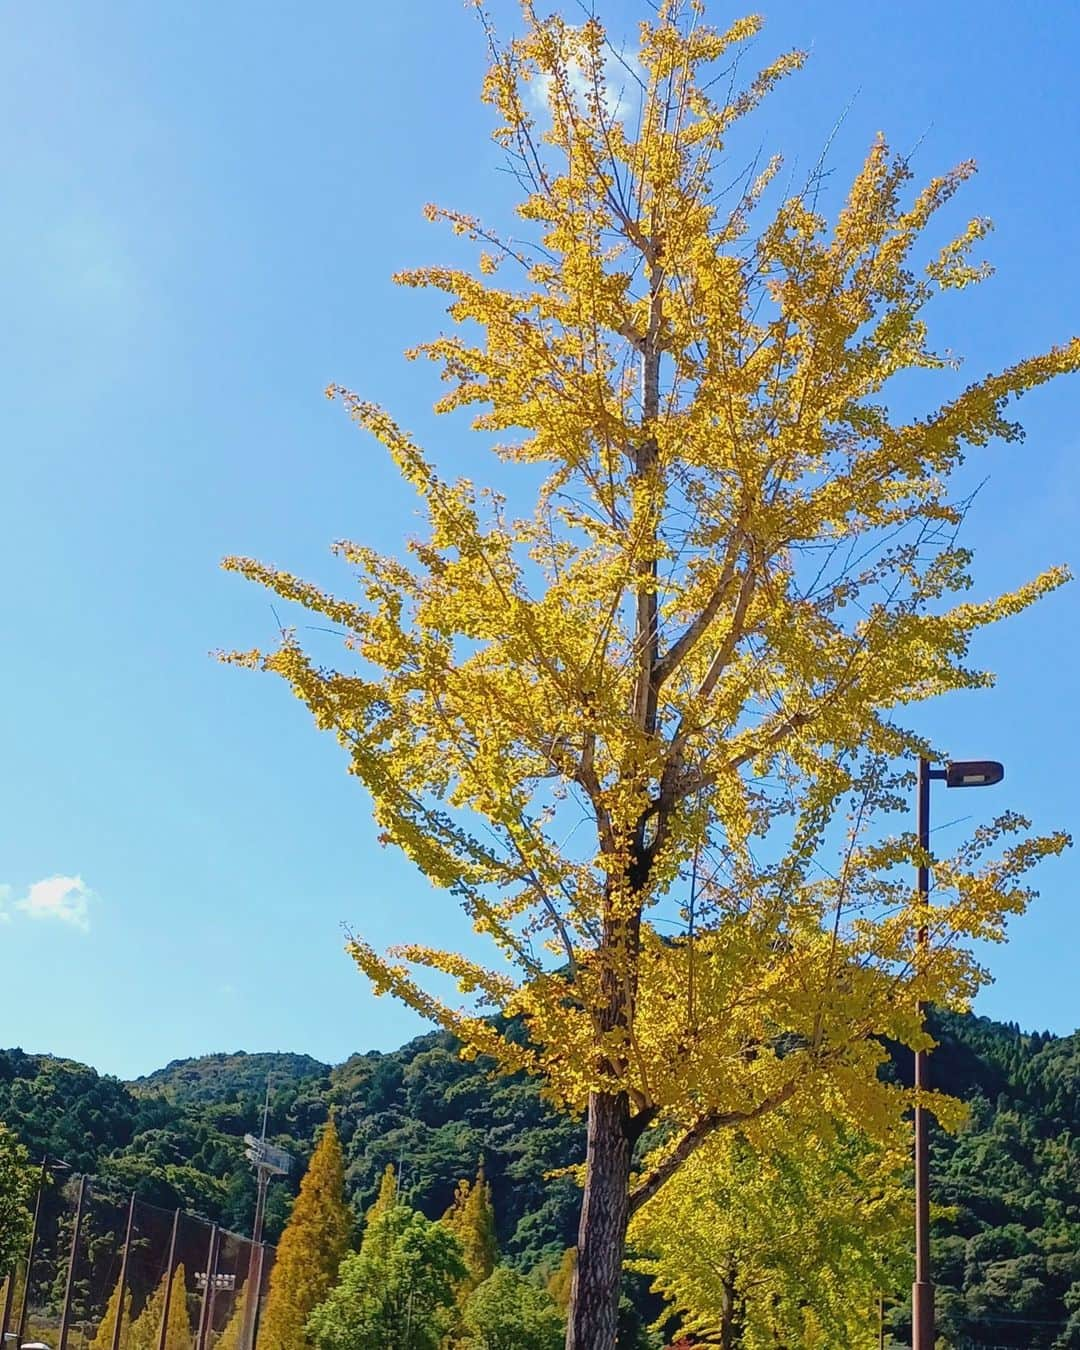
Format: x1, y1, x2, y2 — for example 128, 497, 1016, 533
627, 1078, 799, 1216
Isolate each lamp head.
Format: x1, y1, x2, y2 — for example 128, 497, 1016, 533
945, 760, 1005, 788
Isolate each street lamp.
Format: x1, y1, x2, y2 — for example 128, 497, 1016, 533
912, 756, 1004, 1350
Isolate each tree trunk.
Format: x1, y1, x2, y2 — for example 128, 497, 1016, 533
565, 1090, 634, 1350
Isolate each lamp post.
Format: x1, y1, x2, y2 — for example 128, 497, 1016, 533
912, 756, 1004, 1350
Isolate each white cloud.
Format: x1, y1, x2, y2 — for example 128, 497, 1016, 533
5, 875, 96, 932
530, 28, 645, 127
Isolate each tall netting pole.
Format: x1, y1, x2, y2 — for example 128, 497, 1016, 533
195, 1226, 220, 1350
15, 1159, 48, 1347
156, 1209, 181, 1350
58, 1175, 88, 1350
249, 1244, 267, 1350
109, 1193, 137, 1350
241, 1170, 268, 1350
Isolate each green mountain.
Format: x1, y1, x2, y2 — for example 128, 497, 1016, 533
132, 1050, 331, 1105
2, 1012, 1078, 1347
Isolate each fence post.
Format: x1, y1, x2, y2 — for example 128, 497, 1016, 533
156, 1209, 181, 1350
109, 1193, 137, 1350
57, 1174, 87, 1350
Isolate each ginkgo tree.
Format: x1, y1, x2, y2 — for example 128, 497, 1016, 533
224, 2, 1077, 1346
629, 1101, 911, 1348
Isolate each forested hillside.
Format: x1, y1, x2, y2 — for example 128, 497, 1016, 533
2, 1011, 1077, 1346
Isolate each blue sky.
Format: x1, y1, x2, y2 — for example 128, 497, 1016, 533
1, 1, 1077, 1080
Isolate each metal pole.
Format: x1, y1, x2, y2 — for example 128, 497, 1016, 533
15, 1158, 48, 1347
109, 1194, 137, 1350
878, 1291, 885, 1350
205, 1239, 223, 1350
912, 756, 934, 1350
156, 1209, 181, 1350
58, 1175, 88, 1350
196, 1227, 220, 1350
241, 1170, 269, 1350
249, 1245, 267, 1350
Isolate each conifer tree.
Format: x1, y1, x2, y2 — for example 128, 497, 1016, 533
90, 1275, 132, 1350
258, 1121, 351, 1350
362, 1163, 398, 1241
442, 1166, 497, 1296
545, 1251, 575, 1316
129, 1264, 192, 1350
213, 1289, 246, 1350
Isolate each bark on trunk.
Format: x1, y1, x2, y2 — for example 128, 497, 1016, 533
565, 1090, 634, 1350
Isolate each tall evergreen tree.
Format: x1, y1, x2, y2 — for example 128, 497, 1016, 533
90, 1275, 132, 1350
213, 1289, 246, 1350
258, 1120, 351, 1350
442, 1167, 497, 1296
545, 1251, 575, 1316
362, 1164, 398, 1241
129, 1264, 192, 1350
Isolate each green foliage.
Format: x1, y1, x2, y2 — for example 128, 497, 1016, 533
307, 1204, 465, 1350
883, 1011, 1080, 1348
630, 1115, 909, 1347
132, 1053, 329, 1107
0, 1122, 33, 1278
259, 1121, 352, 1350
1, 1011, 1077, 1343
460, 1267, 563, 1350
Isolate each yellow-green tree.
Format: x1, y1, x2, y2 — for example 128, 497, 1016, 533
225, 2, 1077, 1345
629, 1105, 910, 1349
129, 1264, 192, 1350
0, 1125, 33, 1279
545, 1251, 575, 1317
362, 1163, 398, 1241
213, 1289, 246, 1350
442, 1167, 497, 1297
258, 1121, 351, 1350
90, 1275, 132, 1350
